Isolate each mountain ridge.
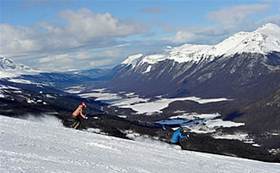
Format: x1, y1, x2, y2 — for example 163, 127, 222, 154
122, 23, 280, 70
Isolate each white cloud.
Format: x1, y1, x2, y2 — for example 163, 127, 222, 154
0, 24, 41, 55
0, 8, 148, 71
167, 27, 228, 44
173, 31, 197, 43
59, 8, 144, 42
33, 44, 125, 71
89, 59, 115, 68
208, 4, 268, 28
168, 3, 275, 44
0, 8, 145, 57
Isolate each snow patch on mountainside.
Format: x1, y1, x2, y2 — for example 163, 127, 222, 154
0, 71, 18, 78
0, 84, 21, 98
121, 54, 143, 68
1, 115, 279, 173
143, 65, 152, 73
141, 54, 166, 64
65, 85, 86, 94
8, 78, 33, 84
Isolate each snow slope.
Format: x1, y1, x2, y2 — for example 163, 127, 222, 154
1, 115, 279, 173
122, 23, 280, 66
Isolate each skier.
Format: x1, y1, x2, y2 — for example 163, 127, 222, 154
170, 127, 190, 144
71, 102, 88, 129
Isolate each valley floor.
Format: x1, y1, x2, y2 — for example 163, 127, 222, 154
0, 115, 279, 173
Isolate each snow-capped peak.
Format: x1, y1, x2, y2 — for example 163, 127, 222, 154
121, 54, 143, 67
0, 57, 39, 78
0, 57, 32, 71
256, 23, 280, 35
212, 23, 280, 56
122, 23, 280, 68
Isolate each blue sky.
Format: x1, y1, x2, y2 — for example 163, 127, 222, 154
0, 0, 279, 71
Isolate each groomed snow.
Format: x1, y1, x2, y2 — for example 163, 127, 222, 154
1, 115, 279, 173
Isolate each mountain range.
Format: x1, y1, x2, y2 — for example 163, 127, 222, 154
104, 23, 280, 153
110, 23, 280, 98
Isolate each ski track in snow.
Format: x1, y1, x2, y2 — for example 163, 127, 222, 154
1, 116, 280, 173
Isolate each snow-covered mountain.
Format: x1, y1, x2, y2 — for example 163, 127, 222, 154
111, 23, 280, 98
1, 115, 279, 173
0, 57, 104, 120
0, 57, 32, 71
122, 23, 280, 67
104, 23, 280, 151
0, 56, 40, 79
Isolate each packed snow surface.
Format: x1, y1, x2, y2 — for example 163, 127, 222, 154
122, 23, 280, 68
1, 115, 280, 173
